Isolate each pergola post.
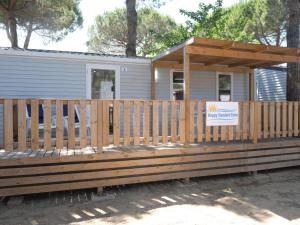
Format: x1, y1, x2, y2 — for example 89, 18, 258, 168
151, 64, 156, 100
249, 69, 255, 101
184, 47, 190, 146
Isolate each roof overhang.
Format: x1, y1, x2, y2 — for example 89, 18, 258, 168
152, 37, 300, 71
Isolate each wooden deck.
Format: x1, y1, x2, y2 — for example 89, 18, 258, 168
0, 138, 299, 197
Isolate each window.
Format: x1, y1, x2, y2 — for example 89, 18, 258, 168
86, 64, 120, 99
217, 74, 232, 101
171, 71, 184, 100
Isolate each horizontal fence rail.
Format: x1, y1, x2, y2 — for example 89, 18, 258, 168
1, 99, 300, 151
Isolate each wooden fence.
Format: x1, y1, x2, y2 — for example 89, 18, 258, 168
1, 99, 300, 151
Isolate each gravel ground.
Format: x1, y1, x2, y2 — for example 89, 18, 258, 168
0, 167, 299, 225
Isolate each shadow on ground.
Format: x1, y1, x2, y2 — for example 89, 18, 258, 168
0, 167, 299, 225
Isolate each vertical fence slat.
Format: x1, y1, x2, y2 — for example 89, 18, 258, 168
171, 101, 177, 143
275, 102, 281, 138
197, 101, 203, 143
124, 100, 131, 146
228, 126, 234, 141
179, 101, 185, 143
242, 102, 249, 140
67, 100, 75, 149
143, 101, 150, 144
235, 102, 242, 140
257, 102, 262, 139
97, 100, 103, 150
282, 101, 287, 137
162, 101, 168, 144
263, 102, 269, 139
91, 100, 98, 147
17, 100, 26, 150
269, 102, 275, 138
4, 99, 13, 150
56, 100, 64, 149
134, 101, 141, 145
249, 102, 254, 140
103, 101, 110, 146
294, 102, 299, 136
288, 102, 293, 137
189, 101, 195, 143
152, 101, 159, 145
213, 126, 218, 142
113, 100, 120, 146
252, 102, 258, 143
44, 100, 52, 150
80, 100, 87, 149
220, 126, 226, 141
31, 99, 39, 151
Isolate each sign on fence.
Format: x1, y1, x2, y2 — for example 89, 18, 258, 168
206, 102, 239, 126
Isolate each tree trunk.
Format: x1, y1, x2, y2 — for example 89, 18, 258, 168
286, 0, 300, 101
126, 0, 137, 56
23, 24, 33, 49
8, 14, 18, 48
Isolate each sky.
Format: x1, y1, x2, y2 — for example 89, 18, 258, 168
0, 0, 240, 52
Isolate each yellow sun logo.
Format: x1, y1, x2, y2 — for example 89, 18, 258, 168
209, 105, 217, 112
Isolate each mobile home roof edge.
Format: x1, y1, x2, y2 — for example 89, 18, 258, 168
0, 47, 151, 64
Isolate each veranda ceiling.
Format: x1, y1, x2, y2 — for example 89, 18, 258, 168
152, 37, 300, 70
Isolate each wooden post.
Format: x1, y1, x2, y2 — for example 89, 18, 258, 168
151, 64, 156, 100
184, 47, 190, 146
252, 101, 258, 144
249, 69, 255, 101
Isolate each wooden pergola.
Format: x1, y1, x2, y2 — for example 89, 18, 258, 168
151, 37, 300, 100
151, 37, 300, 145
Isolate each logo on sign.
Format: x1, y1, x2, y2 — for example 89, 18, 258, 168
206, 102, 239, 126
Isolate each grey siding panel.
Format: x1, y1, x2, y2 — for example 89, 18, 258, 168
156, 69, 249, 101
256, 68, 286, 101
0, 55, 151, 144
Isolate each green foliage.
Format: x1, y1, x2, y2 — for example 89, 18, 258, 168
87, 7, 177, 56
0, 0, 83, 48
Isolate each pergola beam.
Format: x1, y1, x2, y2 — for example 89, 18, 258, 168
186, 45, 300, 63
152, 61, 250, 73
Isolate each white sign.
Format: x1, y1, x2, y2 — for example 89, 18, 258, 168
206, 102, 239, 126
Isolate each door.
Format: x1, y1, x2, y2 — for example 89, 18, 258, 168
86, 64, 120, 99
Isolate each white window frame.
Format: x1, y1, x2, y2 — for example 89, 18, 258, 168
170, 69, 184, 100
86, 64, 120, 99
216, 72, 234, 101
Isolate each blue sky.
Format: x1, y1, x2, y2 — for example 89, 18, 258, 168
0, 0, 240, 51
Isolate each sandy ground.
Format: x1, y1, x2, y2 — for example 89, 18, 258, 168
0, 167, 299, 225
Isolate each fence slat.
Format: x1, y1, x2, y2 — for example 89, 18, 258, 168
269, 102, 275, 138
4, 99, 13, 151
79, 100, 87, 149
242, 102, 249, 140
288, 102, 293, 137
44, 100, 52, 150
31, 99, 39, 151
103, 101, 110, 146
276, 102, 281, 138
282, 101, 287, 137
134, 101, 141, 145
67, 100, 75, 149
179, 101, 185, 143
235, 102, 242, 140
213, 126, 218, 142
197, 101, 203, 143
17, 100, 26, 150
221, 126, 226, 141
91, 100, 98, 147
124, 100, 131, 146
97, 100, 103, 150
56, 100, 64, 149
189, 101, 195, 143
162, 101, 168, 144
113, 100, 120, 146
257, 102, 262, 139
171, 101, 177, 143
152, 101, 159, 145
263, 102, 269, 139
228, 126, 234, 141
143, 101, 150, 144
294, 102, 299, 136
